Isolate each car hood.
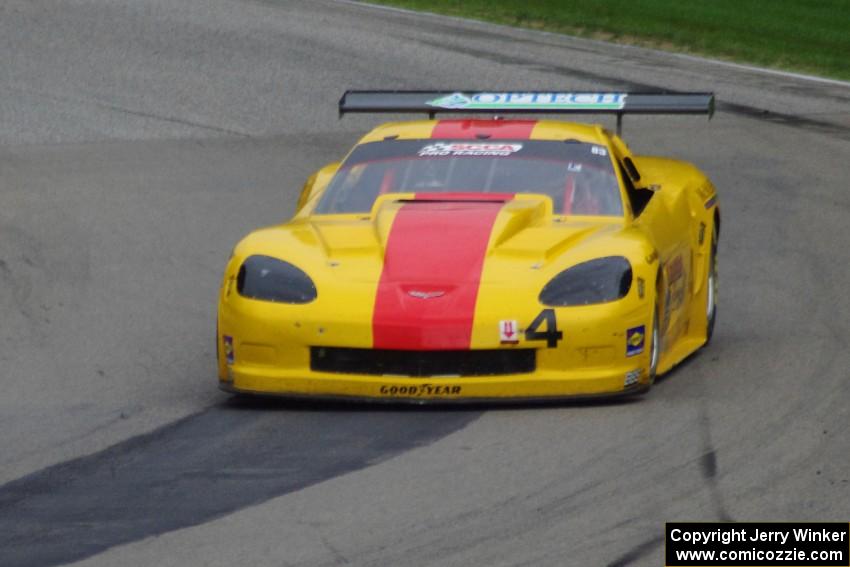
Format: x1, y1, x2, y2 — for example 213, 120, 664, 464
305, 195, 625, 279
232, 194, 646, 349
237, 194, 638, 291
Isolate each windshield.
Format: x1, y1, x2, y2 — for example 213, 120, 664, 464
315, 139, 624, 216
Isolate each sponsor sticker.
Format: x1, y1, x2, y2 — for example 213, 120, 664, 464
223, 335, 234, 364
625, 369, 641, 386
418, 142, 522, 157
667, 255, 686, 310
379, 384, 462, 397
626, 326, 645, 357
426, 92, 628, 111
591, 145, 608, 156
499, 320, 520, 344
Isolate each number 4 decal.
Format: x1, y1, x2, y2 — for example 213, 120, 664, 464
525, 309, 563, 348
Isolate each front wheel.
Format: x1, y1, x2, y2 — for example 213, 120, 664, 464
705, 222, 718, 344
648, 306, 660, 383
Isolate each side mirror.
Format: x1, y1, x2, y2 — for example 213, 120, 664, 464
296, 162, 340, 213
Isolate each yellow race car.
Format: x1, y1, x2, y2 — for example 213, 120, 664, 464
217, 91, 719, 402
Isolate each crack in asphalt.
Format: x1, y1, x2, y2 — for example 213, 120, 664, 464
1, 84, 253, 139
0, 399, 481, 567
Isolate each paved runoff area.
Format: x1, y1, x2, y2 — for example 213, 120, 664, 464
1, 1, 849, 566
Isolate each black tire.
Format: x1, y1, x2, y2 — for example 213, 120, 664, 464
705, 222, 718, 344
648, 303, 660, 383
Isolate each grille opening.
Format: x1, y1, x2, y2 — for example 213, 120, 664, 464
311, 347, 535, 377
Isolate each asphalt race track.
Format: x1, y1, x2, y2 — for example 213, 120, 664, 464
1, 1, 849, 566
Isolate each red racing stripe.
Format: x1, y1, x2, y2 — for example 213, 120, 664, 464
372, 197, 507, 350
431, 119, 537, 139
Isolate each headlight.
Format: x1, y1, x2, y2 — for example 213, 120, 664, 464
539, 257, 632, 306
236, 255, 317, 303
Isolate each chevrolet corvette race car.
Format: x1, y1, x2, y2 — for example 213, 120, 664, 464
217, 91, 719, 402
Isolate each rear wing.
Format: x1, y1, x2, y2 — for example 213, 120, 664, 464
338, 90, 714, 134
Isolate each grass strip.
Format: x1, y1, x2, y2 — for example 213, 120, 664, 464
364, 0, 850, 81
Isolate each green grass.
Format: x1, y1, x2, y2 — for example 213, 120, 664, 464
365, 0, 850, 81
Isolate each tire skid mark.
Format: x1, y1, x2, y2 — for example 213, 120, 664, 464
0, 400, 480, 567
697, 405, 733, 522
607, 534, 664, 567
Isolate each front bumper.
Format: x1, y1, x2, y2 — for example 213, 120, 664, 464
219, 379, 649, 404
218, 284, 655, 403
218, 360, 649, 403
